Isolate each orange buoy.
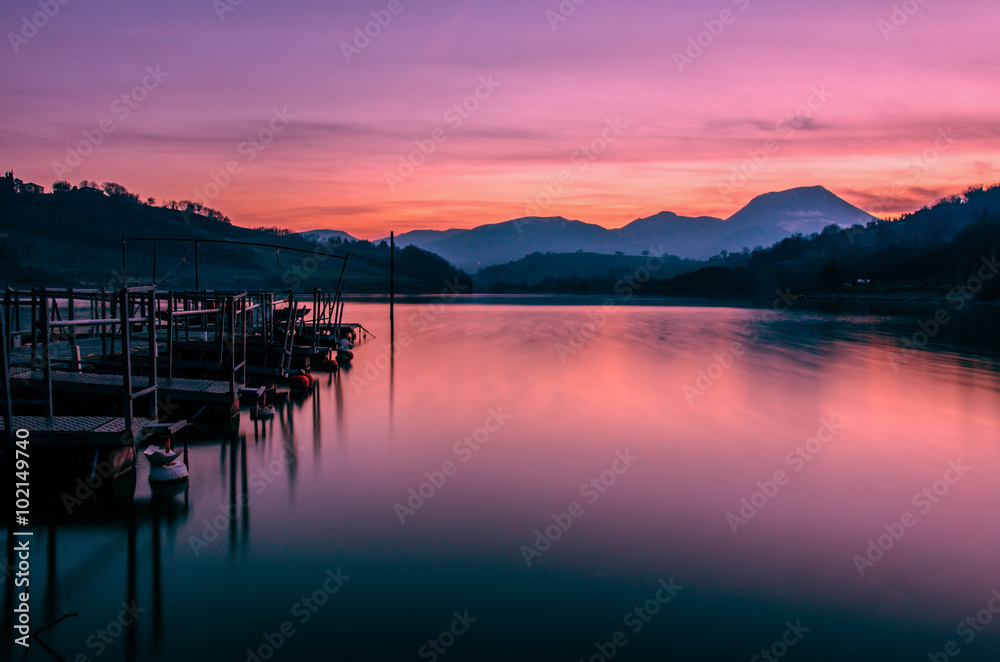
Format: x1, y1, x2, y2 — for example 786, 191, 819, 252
289, 373, 312, 391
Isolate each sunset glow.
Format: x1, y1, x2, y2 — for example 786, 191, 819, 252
3, 0, 998, 237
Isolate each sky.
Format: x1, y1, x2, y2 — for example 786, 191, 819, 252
2, 0, 999, 238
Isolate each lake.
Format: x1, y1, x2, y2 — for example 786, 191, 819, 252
7, 300, 1000, 661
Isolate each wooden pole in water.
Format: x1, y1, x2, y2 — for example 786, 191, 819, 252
390, 231, 395, 345
194, 241, 200, 292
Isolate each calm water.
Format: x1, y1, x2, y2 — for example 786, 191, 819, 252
6, 301, 1000, 661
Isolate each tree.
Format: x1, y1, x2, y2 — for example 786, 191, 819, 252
819, 259, 844, 287
145, 196, 156, 206
1, 171, 21, 195
52, 180, 71, 193
101, 181, 129, 197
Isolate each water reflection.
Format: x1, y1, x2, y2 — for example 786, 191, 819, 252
5, 302, 1000, 661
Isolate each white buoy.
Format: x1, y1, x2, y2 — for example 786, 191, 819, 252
144, 443, 189, 484
149, 462, 190, 484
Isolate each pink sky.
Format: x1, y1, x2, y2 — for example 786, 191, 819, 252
2, 0, 999, 238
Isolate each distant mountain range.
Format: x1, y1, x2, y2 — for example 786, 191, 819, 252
352, 186, 878, 270
299, 229, 358, 243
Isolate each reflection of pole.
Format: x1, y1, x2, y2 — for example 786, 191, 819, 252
229, 432, 238, 562
152, 509, 163, 652
45, 525, 57, 622
126, 513, 138, 659
240, 434, 249, 550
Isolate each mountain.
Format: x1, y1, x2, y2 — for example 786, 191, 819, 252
386, 186, 880, 268
388, 228, 466, 249
299, 228, 358, 243
614, 212, 726, 258
422, 217, 628, 270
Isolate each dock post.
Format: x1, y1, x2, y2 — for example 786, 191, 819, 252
68, 287, 76, 358
390, 230, 395, 346
147, 290, 158, 419
40, 288, 53, 417
194, 241, 200, 291
119, 288, 134, 437
166, 293, 174, 379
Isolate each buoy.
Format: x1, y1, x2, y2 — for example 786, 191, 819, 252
322, 358, 339, 371
337, 348, 353, 362
289, 371, 313, 391
149, 462, 190, 484
144, 439, 189, 484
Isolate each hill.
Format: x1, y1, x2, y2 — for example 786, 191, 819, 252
0, 184, 470, 294
476, 251, 701, 292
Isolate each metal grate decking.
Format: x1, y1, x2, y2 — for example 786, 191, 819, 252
10, 369, 236, 403
0, 415, 156, 446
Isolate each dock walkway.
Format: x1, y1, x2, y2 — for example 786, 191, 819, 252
10, 369, 237, 404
